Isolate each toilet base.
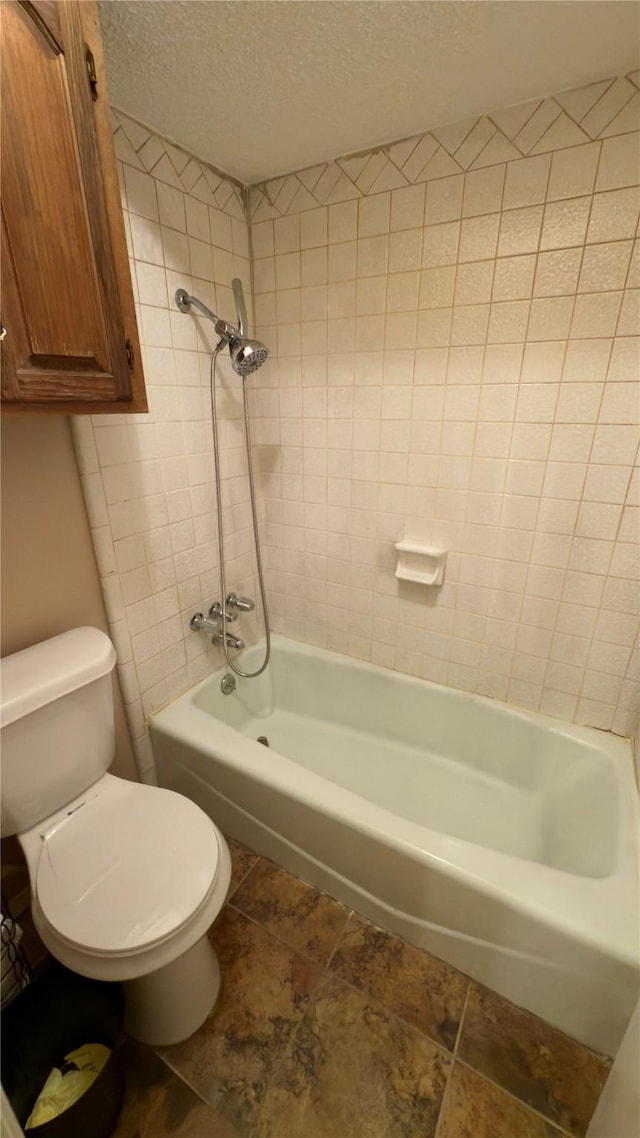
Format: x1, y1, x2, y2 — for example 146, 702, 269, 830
123, 933, 221, 1046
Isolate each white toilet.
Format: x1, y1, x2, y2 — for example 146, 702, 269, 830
0, 626, 231, 1047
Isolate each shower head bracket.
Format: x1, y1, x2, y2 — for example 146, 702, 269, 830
174, 284, 269, 376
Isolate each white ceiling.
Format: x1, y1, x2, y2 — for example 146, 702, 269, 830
99, 0, 640, 185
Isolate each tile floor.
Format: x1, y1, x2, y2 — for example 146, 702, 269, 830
113, 837, 611, 1138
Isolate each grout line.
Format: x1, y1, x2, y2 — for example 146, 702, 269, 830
112, 103, 245, 191
497, 144, 560, 712
110, 103, 638, 727
455, 1057, 583, 1138
224, 895, 349, 977
324, 907, 354, 972
251, 74, 627, 211
225, 849, 261, 900
159, 842, 604, 1137
486, 98, 543, 149
226, 873, 458, 1059
433, 1055, 455, 1138
540, 137, 615, 725
452, 980, 472, 1057
150, 1047, 230, 1117
225, 876, 355, 1129
433, 979, 473, 1138
228, 847, 615, 1062
228, 844, 512, 1022
319, 961, 455, 1063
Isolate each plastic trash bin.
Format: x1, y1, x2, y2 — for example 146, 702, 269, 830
1, 964, 125, 1138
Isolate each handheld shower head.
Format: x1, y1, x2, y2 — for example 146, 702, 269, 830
230, 338, 269, 376
232, 277, 248, 337
229, 277, 269, 375
174, 283, 269, 376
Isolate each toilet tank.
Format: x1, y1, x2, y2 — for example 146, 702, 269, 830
0, 628, 117, 836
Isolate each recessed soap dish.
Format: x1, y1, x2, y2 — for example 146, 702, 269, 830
394, 542, 447, 586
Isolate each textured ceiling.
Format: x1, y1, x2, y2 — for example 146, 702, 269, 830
99, 0, 640, 184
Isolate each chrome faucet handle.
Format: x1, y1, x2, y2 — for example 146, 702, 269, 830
208, 601, 237, 623
190, 611, 243, 646
226, 592, 255, 613
212, 631, 245, 650
191, 612, 225, 635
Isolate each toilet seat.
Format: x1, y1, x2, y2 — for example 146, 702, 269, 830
2, 626, 232, 1043
35, 777, 221, 957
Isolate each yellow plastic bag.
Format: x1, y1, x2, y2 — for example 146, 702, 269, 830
25, 1043, 110, 1129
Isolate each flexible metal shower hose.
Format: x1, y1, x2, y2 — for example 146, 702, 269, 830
209, 342, 271, 678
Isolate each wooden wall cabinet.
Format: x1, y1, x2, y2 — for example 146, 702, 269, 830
1, 0, 146, 413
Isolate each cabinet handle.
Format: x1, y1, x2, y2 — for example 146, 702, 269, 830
85, 46, 98, 101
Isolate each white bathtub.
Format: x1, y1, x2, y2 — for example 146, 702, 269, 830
150, 635, 639, 1054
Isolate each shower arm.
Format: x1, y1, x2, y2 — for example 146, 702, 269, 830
175, 289, 239, 344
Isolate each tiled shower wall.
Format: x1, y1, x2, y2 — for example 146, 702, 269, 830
247, 75, 640, 738
76, 79, 639, 780
72, 111, 260, 779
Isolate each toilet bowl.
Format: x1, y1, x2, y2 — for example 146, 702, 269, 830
0, 627, 231, 1046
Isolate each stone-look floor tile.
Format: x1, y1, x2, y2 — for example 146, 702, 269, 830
251, 973, 451, 1138
438, 1062, 567, 1138
457, 984, 611, 1137
158, 907, 323, 1134
226, 836, 259, 895
329, 912, 468, 1051
231, 858, 351, 965
112, 1040, 241, 1138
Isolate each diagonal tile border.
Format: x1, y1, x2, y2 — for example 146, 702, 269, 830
249, 71, 640, 218
112, 107, 246, 223
112, 71, 639, 224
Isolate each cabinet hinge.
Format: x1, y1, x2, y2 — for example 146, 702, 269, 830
85, 46, 98, 101
125, 338, 134, 370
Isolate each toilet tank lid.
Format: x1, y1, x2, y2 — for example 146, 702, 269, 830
1, 628, 116, 727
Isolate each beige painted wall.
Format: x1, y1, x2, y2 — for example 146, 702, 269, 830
1, 414, 136, 780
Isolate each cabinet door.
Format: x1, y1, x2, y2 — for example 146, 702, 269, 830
1, 0, 146, 412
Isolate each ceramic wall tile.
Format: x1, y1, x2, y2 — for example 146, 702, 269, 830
249, 74, 639, 738
73, 113, 254, 776
79, 83, 639, 772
